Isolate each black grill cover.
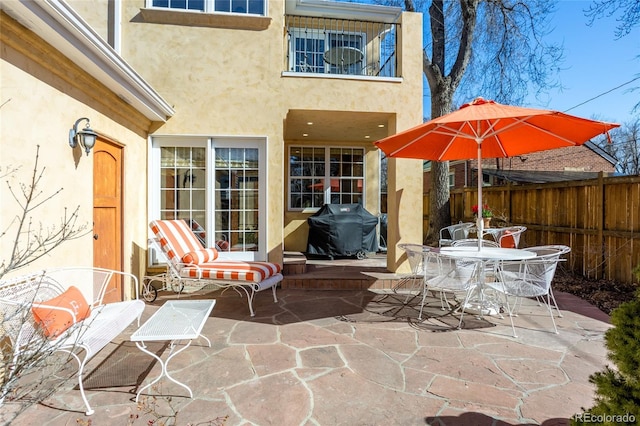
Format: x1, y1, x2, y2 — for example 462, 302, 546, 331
307, 204, 379, 258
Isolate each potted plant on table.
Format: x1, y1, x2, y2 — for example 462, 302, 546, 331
472, 204, 493, 228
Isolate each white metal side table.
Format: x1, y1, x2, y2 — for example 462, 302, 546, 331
130, 299, 216, 401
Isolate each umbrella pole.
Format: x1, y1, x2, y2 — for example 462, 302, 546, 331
476, 139, 483, 251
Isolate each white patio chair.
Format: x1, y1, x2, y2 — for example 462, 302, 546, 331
438, 222, 474, 247
523, 245, 571, 317
397, 243, 431, 303
488, 257, 562, 337
419, 251, 480, 327
497, 226, 527, 248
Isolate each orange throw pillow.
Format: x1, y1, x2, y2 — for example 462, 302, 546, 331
31, 286, 91, 339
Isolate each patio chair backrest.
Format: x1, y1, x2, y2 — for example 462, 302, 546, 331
426, 251, 479, 290
497, 258, 560, 297
526, 245, 571, 258
149, 219, 209, 267
398, 243, 429, 277
451, 238, 499, 248
524, 245, 571, 284
439, 222, 474, 247
498, 226, 527, 248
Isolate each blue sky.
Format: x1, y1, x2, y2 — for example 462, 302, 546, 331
337, 0, 639, 123
524, 1, 640, 125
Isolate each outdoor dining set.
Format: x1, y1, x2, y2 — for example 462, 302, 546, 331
399, 224, 570, 337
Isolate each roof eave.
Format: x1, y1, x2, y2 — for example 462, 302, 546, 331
1, 0, 175, 122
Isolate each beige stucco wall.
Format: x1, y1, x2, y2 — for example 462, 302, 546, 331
113, 2, 424, 270
0, 13, 152, 287
69, 0, 110, 43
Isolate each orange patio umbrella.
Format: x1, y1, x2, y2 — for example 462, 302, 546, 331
374, 97, 619, 249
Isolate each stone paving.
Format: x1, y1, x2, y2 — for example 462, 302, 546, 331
6, 287, 612, 426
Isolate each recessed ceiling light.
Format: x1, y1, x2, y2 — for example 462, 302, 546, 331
378, 124, 385, 128
307, 122, 314, 125
364, 135, 370, 139
303, 133, 309, 137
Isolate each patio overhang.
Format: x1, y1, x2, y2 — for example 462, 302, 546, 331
284, 110, 394, 142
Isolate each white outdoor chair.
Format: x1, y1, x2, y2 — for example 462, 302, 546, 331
497, 226, 527, 248
438, 222, 474, 247
523, 245, 571, 317
419, 251, 481, 327
488, 257, 562, 337
397, 243, 431, 303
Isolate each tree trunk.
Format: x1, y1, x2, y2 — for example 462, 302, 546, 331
425, 87, 453, 244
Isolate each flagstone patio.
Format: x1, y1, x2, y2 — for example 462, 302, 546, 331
6, 280, 612, 426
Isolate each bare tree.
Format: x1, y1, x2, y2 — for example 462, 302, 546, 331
596, 116, 640, 175
585, 0, 640, 39
585, 0, 640, 114
373, 0, 563, 243
0, 146, 89, 280
1, 146, 90, 418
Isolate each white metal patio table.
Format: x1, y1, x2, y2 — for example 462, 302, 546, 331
130, 299, 216, 401
438, 246, 535, 316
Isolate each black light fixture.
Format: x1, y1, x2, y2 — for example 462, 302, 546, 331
69, 117, 98, 155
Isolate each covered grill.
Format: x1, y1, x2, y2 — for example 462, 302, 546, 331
306, 204, 379, 259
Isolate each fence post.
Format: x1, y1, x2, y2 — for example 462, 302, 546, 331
597, 171, 605, 280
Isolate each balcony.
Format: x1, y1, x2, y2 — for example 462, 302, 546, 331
285, 15, 398, 78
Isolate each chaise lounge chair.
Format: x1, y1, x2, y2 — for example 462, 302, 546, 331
149, 219, 282, 316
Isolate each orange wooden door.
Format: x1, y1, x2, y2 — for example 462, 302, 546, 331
93, 139, 123, 302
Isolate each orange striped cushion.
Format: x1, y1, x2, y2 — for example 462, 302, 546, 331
182, 248, 219, 264
150, 220, 204, 264
181, 261, 282, 283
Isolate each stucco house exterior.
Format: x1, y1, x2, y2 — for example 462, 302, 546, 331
1, 0, 425, 287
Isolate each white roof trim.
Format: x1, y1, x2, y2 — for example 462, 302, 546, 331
285, 0, 402, 23
1, 0, 174, 122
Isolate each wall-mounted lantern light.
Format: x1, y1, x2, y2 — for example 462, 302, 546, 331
69, 117, 98, 155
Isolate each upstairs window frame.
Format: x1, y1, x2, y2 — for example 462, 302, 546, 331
149, 0, 266, 16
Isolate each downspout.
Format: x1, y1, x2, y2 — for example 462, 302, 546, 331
112, 0, 121, 54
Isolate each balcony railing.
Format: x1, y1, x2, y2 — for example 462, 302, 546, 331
285, 15, 398, 78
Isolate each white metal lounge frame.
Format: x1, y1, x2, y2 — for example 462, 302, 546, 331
148, 220, 282, 316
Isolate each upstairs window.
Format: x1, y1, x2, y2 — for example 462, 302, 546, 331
151, 0, 265, 15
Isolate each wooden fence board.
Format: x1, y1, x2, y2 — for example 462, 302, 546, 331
424, 174, 640, 285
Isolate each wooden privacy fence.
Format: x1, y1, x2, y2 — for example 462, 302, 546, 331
424, 174, 640, 285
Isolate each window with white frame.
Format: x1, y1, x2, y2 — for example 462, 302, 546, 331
150, 0, 265, 15
151, 137, 267, 262
288, 28, 365, 73
289, 146, 364, 210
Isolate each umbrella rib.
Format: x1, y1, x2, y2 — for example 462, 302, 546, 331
479, 115, 582, 147
518, 120, 583, 146
388, 123, 478, 159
